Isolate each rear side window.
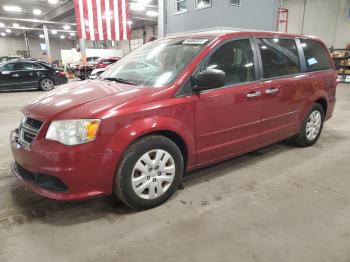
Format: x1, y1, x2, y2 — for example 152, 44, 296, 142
257, 38, 300, 78
20, 63, 43, 70
300, 39, 331, 72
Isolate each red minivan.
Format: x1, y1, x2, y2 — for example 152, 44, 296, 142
10, 30, 336, 209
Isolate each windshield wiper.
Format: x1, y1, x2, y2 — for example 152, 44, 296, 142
102, 77, 137, 86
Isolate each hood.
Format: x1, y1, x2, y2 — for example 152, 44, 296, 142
22, 80, 151, 121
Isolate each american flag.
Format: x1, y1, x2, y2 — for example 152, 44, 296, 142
73, 0, 131, 41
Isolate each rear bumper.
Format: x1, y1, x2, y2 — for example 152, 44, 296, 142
74, 69, 92, 78
53, 76, 68, 86
326, 98, 336, 120
10, 129, 119, 201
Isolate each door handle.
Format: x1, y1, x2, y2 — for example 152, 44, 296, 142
246, 91, 261, 98
265, 87, 279, 95
12, 74, 19, 77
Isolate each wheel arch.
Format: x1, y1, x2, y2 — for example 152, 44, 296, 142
138, 130, 188, 169
299, 91, 329, 124
107, 116, 196, 171
39, 76, 55, 85
315, 97, 328, 116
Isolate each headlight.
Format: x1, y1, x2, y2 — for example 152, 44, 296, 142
46, 119, 101, 145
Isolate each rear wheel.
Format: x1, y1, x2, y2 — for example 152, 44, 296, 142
114, 135, 184, 210
39, 78, 54, 91
293, 103, 324, 147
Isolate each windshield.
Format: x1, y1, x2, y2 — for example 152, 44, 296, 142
101, 38, 210, 87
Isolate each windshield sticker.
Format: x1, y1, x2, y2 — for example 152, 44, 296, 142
308, 58, 318, 66
182, 39, 208, 45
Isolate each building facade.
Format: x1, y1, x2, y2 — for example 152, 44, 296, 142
165, 0, 280, 35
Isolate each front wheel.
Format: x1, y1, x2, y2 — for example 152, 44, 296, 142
114, 135, 184, 210
39, 78, 54, 91
293, 103, 324, 147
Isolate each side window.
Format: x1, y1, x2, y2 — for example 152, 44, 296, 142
136, 63, 146, 69
175, 0, 187, 14
21, 63, 43, 70
33, 63, 44, 69
257, 38, 300, 78
199, 39, 255, 86
0, 63, 14, 72
300, 39, 331, 72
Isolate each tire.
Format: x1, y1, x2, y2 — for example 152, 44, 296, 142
39, 78, 54, 91
293, 103, 325, 147
114, 135, 184, 210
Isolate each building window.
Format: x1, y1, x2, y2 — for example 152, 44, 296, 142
175, 0, 187, 14
230, 0, 241, 6
195, 0, 211, 10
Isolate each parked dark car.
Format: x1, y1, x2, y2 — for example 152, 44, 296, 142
0, 60, 68, 91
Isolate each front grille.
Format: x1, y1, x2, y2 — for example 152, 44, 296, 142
14, 163, 68, 192
25, 117, 42, 130
18, 117, 43, 146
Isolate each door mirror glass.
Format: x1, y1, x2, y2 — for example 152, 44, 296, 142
196, 69, 226, 90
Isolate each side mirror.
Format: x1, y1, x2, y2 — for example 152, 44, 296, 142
195, 69, 226, 91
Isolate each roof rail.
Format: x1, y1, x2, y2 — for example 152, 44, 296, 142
165, 26, 278, 37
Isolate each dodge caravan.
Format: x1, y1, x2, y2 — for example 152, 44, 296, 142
10, 30, 336, 209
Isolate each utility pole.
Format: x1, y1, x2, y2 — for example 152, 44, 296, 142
158, 0, 165, 38
24, 31, 30, 57
79, 38, 87, 65
43, 25, 52, 63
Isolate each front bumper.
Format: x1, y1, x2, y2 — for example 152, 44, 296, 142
10, 129, 118, 201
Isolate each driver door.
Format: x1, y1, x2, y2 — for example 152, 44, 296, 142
194, 38, 262, 166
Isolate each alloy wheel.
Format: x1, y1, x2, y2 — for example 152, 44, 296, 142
41, 79, 54, 90
306, 110, 322, 141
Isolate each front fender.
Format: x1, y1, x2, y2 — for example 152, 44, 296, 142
107, 116, 196, 170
